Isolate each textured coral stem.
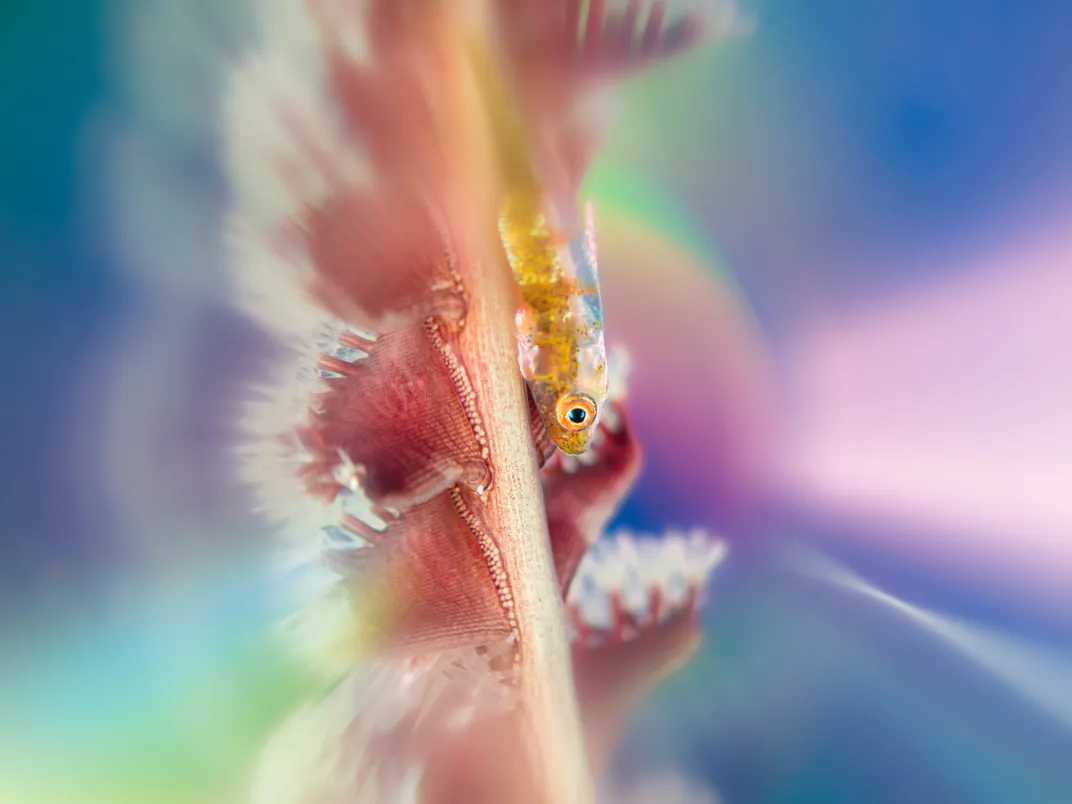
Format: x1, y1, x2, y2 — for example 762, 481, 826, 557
444, 28, 594, 804
457, 237, 594, 804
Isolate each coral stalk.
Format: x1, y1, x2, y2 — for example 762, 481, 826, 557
455, 205, 595, 804
413, 23, 594, 800
229, 2, 747, 801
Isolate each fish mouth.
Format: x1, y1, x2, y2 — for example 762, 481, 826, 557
555, 438, 589, 456
550, 421, 594, 456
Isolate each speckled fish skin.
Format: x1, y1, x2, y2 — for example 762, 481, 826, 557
499, 190, 608, 455
469, 31, 609, 456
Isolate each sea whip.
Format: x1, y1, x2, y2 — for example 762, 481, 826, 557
226, 1, 739, 800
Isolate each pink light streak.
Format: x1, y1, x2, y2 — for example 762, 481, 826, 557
774, 216, 1072, 615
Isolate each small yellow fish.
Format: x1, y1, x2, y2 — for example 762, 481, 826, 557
498, 192, 607, 455
471, 39, 609, 455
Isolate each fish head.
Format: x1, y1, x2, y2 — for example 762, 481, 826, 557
533, 341, 609, 455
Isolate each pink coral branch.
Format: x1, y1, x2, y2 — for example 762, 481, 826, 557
228, 1, 739, 801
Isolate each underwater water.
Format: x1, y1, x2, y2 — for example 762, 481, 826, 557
2, 0, 1072, 801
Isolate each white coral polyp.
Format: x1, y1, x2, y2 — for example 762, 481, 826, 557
253, 642, 518, 804
602, 771, 723, 804
225, 0, 368, 225
683, 527, 728, 584
252, 665, 424, 804
222, 0, 374, 351
569, 528, 728, 639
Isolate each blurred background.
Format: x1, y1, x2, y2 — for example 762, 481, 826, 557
2, 0, 1071, 801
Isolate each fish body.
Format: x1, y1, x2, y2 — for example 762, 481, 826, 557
478, 0, 727, 454
471, 37, 609, 455
499, 191, 608, 454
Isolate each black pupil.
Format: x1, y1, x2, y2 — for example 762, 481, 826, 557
568, 407, 587, 424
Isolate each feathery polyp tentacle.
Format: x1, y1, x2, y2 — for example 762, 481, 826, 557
334, 491, 519, 654
307, 324, 491, 510
226, 0, 474, 337
563, 529, 728, 776
568, 529, 728, 642
488, 0, 742, 199
253, 645, 519, 804
303, 189, 469, 333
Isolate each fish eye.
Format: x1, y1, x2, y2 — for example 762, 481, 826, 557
557, 393, 597, 432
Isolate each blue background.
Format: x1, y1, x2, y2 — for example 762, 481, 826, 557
2, 1, 1072, 801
